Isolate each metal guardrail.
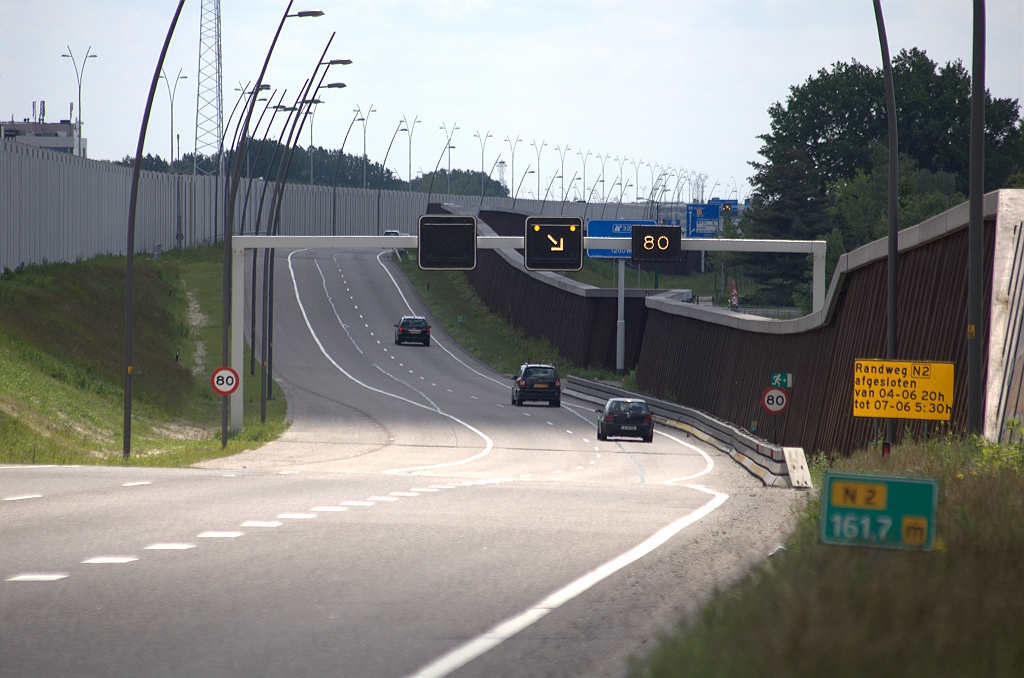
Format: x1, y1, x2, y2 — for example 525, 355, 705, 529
563, 375, 812, 489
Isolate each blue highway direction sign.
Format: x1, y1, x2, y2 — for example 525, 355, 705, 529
586, 219, 655, 258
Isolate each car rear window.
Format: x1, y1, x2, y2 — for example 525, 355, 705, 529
609, 401, 648, 414
524, 367, 556, 380
402, 318, 427, 329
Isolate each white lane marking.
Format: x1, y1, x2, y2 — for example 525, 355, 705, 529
315, 260, 364, 355
222, 474, 236, 477
566, 430, 572, 434
523, 413, 531, 417
198, 531, 243, 538
575, 466, 583, 470
428, 485, 456, 489
376, 251, 511, 391
594, 447, 599, 451
145, 543, 195, 550
290, 251, 495, 476
242, 521, 283, 527
470, 396, 478, 399
278, 513, 317, 519
410, 488, 439, 492
3, 494, 42, 501
596, 453, 600, 458
390, 492, 419, 497
547, 422, 553, 425
6, 573, 69, 581
366, 496, 399, 502
82, 557, 138, 564
360, 315, 364, 319
432, 383, 436, 386
446, 389, 453, 392
311, 506, 349, 512
122, 481, 152, 487
341, 500, 374, 506
583, 439, 589, 443
659, 431, 716, 483
403, 486, 729, 678
0, 465, 56, 469
279, 471, 299, 475
552, 470, 562, 474
354, 305, 359, 309
589, 461, 595, 465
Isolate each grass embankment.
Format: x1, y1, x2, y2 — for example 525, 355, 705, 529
394, 253, 618, 381
628, 434, 1024, 677
0, 245, 287, 467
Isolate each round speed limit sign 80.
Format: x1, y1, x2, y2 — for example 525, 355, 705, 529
761, 387, 789, 415
210, 366, 240, 396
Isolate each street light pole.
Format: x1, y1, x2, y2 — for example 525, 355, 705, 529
403, 115, 419, 191
531, 139, 546, 204
159, 68, 188, 164
377, 120, 408, 233
511, 165, 533, 211
439, 122, 458, 195
358, 103, 376, 189
474, 130, 492, 197
578, 148, 591, 205
555, 144, 570, 202
61, 46, 98, 157
505, 135, 521, 203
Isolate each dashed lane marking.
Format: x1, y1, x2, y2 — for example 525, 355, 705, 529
198, 531, 243, 538
366, 496, 399, 502
341, 500, 374, 506
6, 573, 68, 582
145, 543, 196, 550
242, 521, 283, 528
311, 506, 349, 512
3, 495, 42, 501
428, 485, 456, 489
410, 488, 439, 492
82, 557, 138, 564
278, 513, 317, 519
390, 492, 419, 497
122, 481, 152, 487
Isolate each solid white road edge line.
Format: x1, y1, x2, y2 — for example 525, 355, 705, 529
403, 485, 729, 678
288, 250, 494, 476
658, 430, 716, 483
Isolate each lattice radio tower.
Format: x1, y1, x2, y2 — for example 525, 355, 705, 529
193, 0, 223, 178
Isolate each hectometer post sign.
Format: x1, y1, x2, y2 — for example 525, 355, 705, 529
852, 359, 954, 421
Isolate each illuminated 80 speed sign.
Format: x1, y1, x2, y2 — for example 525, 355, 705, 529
210, 366, 240, 396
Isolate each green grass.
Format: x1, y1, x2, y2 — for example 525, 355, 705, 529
394, 253, 617, 381
627, 433, 1024, 677
0, 245, 288, 467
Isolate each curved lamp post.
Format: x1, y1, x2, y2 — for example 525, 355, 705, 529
357, 103, 377, 189
505, 135, 521, 202
511, 164, 533, 211
403, 114, 420, 191
377, 120, 409, 233
531, 139, 546, 203
473, 130, 492, 197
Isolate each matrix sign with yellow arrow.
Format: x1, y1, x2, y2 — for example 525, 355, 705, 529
524, 216, 584, 271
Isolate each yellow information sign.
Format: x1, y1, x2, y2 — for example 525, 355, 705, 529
852, 359, 954, 420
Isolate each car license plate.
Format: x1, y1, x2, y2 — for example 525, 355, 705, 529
408, 330, 420, 334
534, 384, 547, 388
621, 425, 636, 430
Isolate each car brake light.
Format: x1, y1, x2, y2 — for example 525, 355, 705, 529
425, 327, 430, 334
643, 414, 652, 424
555, 378, 560, 389
519, 378, 526, 387
604, 413, 614, 422
398, 327, 403, 333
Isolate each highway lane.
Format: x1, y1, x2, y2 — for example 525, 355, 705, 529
0, 248, 800, 678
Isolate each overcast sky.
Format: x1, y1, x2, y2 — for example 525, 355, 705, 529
2, 1, 1021, 202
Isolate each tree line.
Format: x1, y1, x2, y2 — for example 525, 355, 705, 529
110, 142, 508, 198
735, 48, 1023, 308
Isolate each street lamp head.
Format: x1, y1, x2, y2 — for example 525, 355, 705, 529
326, 59, 353, 66
87, 54, 97, 58
323, 82, 346, 89
259, 84, 271, 90
294, 9, 325, 17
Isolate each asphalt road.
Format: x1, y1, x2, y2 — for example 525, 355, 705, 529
0, 248, 801, 678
